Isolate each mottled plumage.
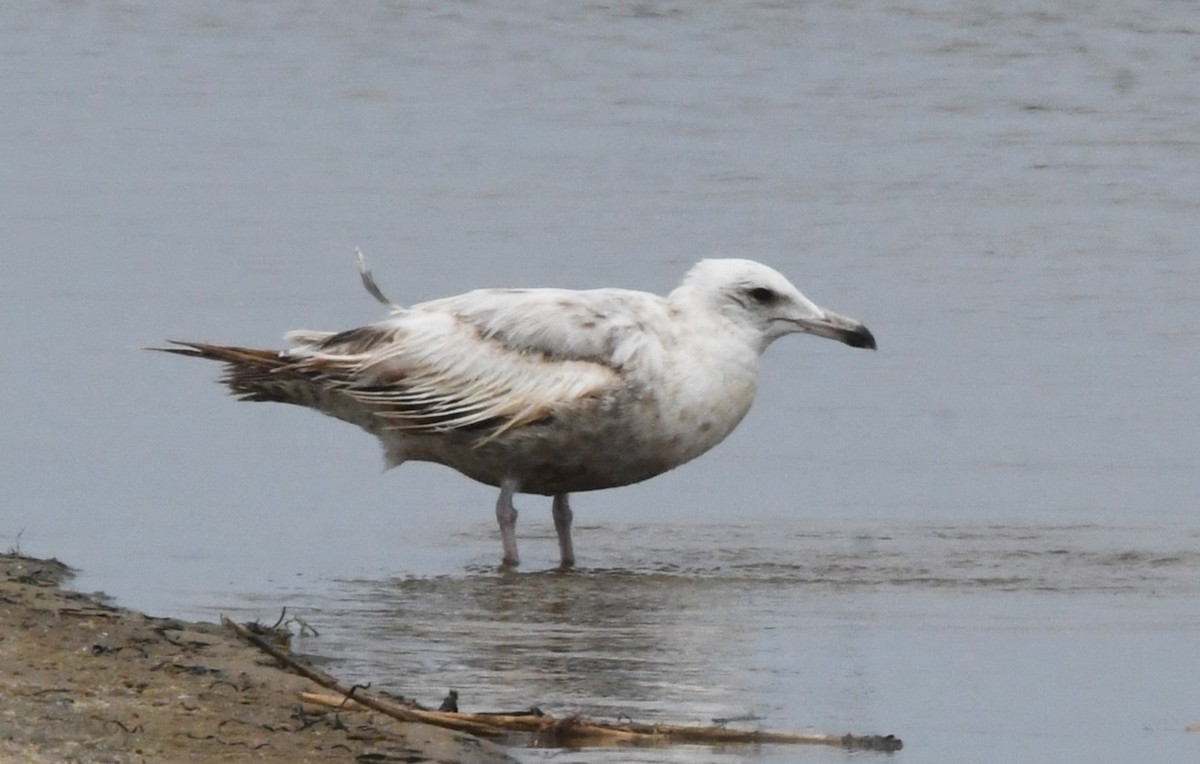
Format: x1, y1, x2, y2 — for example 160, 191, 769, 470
158, 256, 875, 567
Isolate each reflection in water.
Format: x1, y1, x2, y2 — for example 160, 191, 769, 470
348, 565, 752, 720
309, 522, 1199, 734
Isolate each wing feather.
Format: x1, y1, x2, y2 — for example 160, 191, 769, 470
279, 288, 666, 442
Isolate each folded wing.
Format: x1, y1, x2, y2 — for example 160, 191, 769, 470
283, 287, 663, 442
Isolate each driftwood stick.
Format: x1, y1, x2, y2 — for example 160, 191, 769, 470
222, 618, 511, 738
225, 618, 901, 752
222, 618, 337, 685
299, 692, 900, 751
300, 692, 542, 734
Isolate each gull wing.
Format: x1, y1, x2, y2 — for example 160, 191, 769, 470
284, 288, 665, 442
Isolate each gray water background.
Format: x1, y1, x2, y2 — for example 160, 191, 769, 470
2, 2, 1198, 762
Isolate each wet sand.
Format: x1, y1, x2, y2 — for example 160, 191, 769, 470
0, 553, 516, 764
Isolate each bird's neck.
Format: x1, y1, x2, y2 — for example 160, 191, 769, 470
653, 320, 762, 459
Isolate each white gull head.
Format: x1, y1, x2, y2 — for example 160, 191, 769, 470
157, 256, 875, 568
670, 258, 876, 352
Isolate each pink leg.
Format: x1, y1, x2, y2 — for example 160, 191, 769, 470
552, 493, 575, 568
496, 480, 520, 566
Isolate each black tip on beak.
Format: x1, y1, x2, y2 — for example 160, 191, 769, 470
844, 325, 877, 350
793, 311, 877, 350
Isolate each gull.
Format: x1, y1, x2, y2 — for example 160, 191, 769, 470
158, 255, 875, 567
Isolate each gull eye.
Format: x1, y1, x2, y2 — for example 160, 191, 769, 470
747, 286, 776, 305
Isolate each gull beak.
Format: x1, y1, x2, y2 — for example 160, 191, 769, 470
793, 309, 877, 350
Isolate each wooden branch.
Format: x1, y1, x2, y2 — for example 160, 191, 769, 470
222, 618, 512, 738
224, 617, 901, 752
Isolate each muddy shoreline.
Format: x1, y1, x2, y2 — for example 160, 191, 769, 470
0, 553, 517, 764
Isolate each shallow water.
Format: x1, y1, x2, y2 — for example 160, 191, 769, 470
3, 1, 1199, 762
206, 519, 1200, 762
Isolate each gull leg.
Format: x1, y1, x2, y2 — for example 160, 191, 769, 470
496, 480, 520, 567
552, 493, 575, 568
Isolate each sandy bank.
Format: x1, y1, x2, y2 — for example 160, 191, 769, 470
0, 553, 517, 764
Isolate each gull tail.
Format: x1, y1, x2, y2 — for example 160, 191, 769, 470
152, 340, 383, 432
152, 340, 308, 405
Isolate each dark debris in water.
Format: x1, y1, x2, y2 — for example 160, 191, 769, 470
842, 733, 903, 752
